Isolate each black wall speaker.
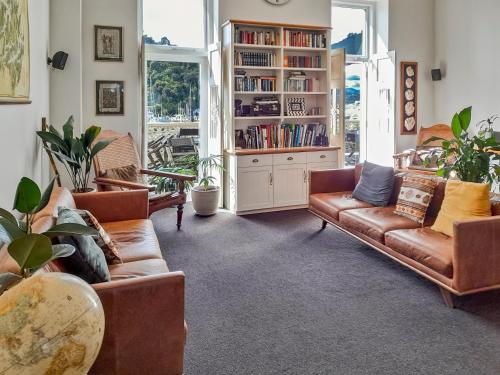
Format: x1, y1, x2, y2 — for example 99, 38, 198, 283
431, 68, 442, 81
47, 51, 69, 70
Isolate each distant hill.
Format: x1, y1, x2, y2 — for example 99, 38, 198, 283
332, 32, 363, 55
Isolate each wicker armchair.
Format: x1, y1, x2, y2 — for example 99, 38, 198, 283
393, 124, 453, 172
93, 130, 196, 230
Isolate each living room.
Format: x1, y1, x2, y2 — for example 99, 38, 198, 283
0, 0, 499, 374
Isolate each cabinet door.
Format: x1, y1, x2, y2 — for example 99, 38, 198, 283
237, 166, 274, 211
273, 164, 308, 207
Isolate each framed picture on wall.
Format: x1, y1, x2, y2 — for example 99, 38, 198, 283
0, 0, 31, 104
94, 25, 123, 61
96, 80, 124, 115
400, 61, 418, 135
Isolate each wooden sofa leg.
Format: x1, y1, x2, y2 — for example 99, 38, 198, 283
177, 204, 184, 231
439, 287, 456, 308
321, 220, 327, 230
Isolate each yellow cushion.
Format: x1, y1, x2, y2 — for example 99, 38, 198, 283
431, 180, 491, 237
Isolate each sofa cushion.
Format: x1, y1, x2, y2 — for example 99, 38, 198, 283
33, 187, 76, 221
108, 258, 169, 281
101, 219, 163, 263
57, 207, 111, 284
352, 161, 395, 207
394, 175, 438, 224
339, 206, 422, 243
309, 192, 373, 220
385, 228, 453, 277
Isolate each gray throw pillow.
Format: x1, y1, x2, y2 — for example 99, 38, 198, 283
57, 207, 111, 284
352, 161, 395, 207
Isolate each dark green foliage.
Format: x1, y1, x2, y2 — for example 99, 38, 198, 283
424, 107, 500, 187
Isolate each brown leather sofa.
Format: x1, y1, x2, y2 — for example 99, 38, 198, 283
309, 165, 500, 307
0, 188, 186, 375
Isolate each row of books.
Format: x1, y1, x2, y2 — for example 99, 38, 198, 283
283, 55, 322, 68
284, 30, 327, 48
284, 71, 321, 92
235, 51, 277, 67
235, 28, 279, 45
234, 75, 277, 92
236, 123, 328, 149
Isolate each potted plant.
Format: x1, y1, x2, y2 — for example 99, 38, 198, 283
0, 177, 105, 373
425, 106, 500, 187
191, 155, 225, 216
36, 116, 114, 193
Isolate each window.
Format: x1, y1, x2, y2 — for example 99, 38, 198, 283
143, 0, 205, 48
331, 5, 368, 60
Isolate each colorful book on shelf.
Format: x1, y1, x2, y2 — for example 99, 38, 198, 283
284, 30, 326, 48
235, 27, 279, 46
283, 55, 322, 68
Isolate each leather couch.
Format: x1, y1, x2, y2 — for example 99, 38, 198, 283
0, 188, 186, 374
309, 165, 500, 307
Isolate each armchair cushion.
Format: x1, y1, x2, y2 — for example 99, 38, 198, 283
108, 259, 169, 280
103, 164, 148, 185
57, 207, 111, 283
352, 161, 395, 207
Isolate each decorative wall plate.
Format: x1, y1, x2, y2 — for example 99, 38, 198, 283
400, 62, 418, 135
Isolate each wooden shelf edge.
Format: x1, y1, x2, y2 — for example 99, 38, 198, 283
225, 146, 341, 156
223, 19, 332, 30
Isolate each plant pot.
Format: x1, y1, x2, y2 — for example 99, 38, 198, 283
0, 272, 105, 374
191, 185, 220, 216
72, 187, 97, 194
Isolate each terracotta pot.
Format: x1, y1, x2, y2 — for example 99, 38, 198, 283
191, 185, 220, 216
0, 273, 105, 374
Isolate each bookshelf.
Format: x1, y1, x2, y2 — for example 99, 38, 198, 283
222, 20, 338, 215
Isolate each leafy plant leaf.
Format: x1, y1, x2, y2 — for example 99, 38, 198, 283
36, 131, 69, 154
0, 208, 17, 226
451, 114, 463, 139
51, 244, 75, 259
422, 136, 446, 145
0, 218, 25, 242
458, 106, 472, 131
62, 116, 74, 143
83, 126, 102, 148
32, 178, 55, 214
0, 273, 23, 294
90, 139, 114, 159
43, 223, 98, 238
8, 234, 52, 270
13, 178, 41, 214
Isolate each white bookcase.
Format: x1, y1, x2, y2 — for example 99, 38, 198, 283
222, 20, 339, 215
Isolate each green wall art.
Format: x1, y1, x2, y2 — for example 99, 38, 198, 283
0, 0, 30, 104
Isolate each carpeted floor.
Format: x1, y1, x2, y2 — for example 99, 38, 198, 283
152, 205, 500, 375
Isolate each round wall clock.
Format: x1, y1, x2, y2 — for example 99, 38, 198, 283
265, 0, 290, 5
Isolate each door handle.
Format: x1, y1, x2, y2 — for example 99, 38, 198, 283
269, 172, 273, 186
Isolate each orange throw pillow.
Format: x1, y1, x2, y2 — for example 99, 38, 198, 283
431, 180, 491, 237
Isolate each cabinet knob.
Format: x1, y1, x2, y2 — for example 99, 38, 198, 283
287, 156, 294, 161
269, 172, 273, 186
320, 154, 326, 159
252, 159, 259, 163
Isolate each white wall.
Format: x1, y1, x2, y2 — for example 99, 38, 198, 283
434, 0, 500, 130
0, 0, 50, 208
218, 0, 331, 27
389, 0, 435, 152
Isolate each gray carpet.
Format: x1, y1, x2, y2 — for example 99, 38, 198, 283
152, 205, 500, 375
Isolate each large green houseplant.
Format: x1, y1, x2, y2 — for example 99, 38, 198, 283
37, 116, 114, 193
0, 177, 96, 292
425, 106, 500, 186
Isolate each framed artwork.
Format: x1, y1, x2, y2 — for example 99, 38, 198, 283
96, 81, 124, 115
400, 61, 418, 135
0, 0, 30, 104
286, 97, 306, 116
94, 25, 123, 61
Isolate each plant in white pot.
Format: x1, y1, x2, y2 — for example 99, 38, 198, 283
191, 155, 225, 216
36, 116, 114, 193
0, 177, 105, 373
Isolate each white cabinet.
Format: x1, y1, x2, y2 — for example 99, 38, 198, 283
225, 148, 340, 214
273, 164, 308, 207
237, 166, 274, 211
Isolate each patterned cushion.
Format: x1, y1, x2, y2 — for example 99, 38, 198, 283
72, 208, 123, 265
103, 164, 147, 185
394, 175, 437, 224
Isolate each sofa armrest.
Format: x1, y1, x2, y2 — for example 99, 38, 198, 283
91, 272, 185, 375
452, 216, 500, 293
309, 168, 356, 195
73, 190, 149, 223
